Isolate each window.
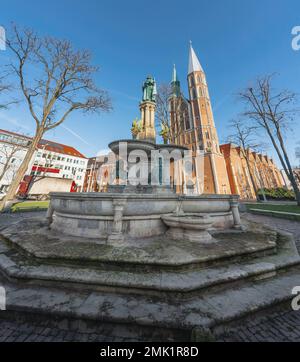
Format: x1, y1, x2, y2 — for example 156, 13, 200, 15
192, 88, 197, 100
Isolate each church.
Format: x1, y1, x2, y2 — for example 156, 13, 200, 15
168, 43, 284, 198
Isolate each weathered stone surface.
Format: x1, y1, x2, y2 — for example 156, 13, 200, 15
49, 192, 238, 239
0, 213, 299, 337
1, 218, 277, 268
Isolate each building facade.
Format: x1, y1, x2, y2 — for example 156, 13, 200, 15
168, 44, 284, 200
82, 155, 111, 193
294, 168, 300, 188
0, 129, 88, 194
169, 44, 231, 195
220, 143, 284, 199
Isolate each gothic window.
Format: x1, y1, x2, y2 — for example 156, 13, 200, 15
185, 116, 191, 130
193, 102, 200, 118
198, 129, 203, 141
191, 88, 197, 100
197, 75, 201, 84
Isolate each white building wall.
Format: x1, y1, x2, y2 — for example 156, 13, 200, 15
32, 149, 88, 189
0, 144, 28, 192
0, 130, 88, 193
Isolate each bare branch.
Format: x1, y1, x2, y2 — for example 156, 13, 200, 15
237, 74, 300, 205
1, 24, 112, 208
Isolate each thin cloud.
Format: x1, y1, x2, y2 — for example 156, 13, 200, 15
0, 112, 32, 132
61, 124, 93, 147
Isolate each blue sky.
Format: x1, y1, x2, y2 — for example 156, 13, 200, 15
0, 0, 300, 166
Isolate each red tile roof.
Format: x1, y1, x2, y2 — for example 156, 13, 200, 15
38, 139, 86, 159
0, 128, 87, 159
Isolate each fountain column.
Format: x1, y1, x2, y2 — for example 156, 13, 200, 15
107, 199, 127, 243
138, 101, 156, 143
230, 198, 242, 229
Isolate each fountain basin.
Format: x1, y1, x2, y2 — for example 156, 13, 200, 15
162, 215, 214, 243
48, 193, 239, 239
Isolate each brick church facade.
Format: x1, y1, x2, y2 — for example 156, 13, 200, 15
168, 43, 284, 199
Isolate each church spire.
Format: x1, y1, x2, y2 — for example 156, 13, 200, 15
171, 64, 180, 97
172, 64, 178, 83
188, 41, 204, 75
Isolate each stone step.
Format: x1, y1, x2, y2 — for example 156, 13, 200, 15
1, 219, 279, 272
1, 265, 300, 334
0, 232, 298, 296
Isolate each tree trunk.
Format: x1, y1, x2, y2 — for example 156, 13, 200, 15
0, 164, 10, 183
276, 130, 300, 206
0, 128, 44, 211
244, 156, 260, 202
0, 151, 18, 182
262, 122, 300, 204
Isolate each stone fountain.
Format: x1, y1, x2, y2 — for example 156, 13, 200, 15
47, 75, 241, 244
0, 76, 299, 341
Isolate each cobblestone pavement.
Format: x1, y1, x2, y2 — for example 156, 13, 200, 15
0, 317, 138, 342
216, 307, 300, 342
0, 211, 300, 342
217, 212, 300, 342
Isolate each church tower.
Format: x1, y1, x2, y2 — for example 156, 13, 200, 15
187, 43, 231, 194
169, 65, 193, 148
188, 42, 220, 155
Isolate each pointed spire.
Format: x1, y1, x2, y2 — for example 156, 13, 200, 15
188, 41, 204, 75
172, 64, 178, 83
171, 64, 180, 97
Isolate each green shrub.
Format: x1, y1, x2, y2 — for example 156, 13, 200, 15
258, 188, 295, 201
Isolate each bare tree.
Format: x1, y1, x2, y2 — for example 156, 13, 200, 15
0, 74, 12, 109
0, 143, 24, 183
296, 142, 300, 167
238, 75, 300, 206
0, 25, 112, 210
227, 120, 264, 201
155, 83, 187, 144
155, 83, 171, 136
294, 170, 300, 185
